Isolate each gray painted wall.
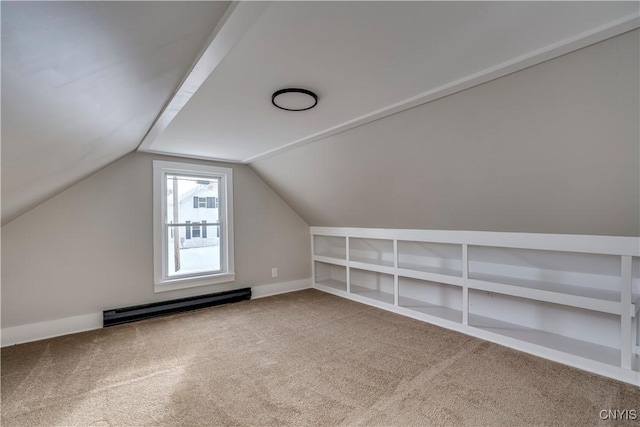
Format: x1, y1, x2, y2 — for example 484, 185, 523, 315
1, 152, 310, 328
251, 29, 640, 236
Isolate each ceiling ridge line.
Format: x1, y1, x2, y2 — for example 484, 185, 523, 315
242, 12, 640, 165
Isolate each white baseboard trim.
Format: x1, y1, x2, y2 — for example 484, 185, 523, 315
1, 279, 312, 347
251, 278, 312, 299
1, 312, 103, 348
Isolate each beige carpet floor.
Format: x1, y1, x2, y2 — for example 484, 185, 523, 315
1, 289, 639, 426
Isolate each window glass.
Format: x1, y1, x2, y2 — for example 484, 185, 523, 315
153, 161, 234, 291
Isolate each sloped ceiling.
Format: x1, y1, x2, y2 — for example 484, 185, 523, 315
2, 1, 639, 230
250, 29, 640, 236
141, 1, 639, 162
1, 1, 230, 225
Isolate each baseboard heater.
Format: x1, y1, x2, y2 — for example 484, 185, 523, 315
103, 288, 252, 327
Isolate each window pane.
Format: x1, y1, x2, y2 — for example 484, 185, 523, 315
155, 161, 234, 289
167, 225, 221, 276
166, 175, 220, 224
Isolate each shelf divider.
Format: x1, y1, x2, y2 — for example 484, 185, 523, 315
314, 255, 347, 267
622, 255, 632, 369
462, 244, 469, 325
346, 236, 350, 293
393, 239, 399, 306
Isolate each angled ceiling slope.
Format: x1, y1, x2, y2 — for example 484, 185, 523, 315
1, 1, 230, 225
140, 1, 639, 163
3, 2, 639, 227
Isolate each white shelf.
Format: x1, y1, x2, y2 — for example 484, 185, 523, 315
398, 263, 462, 277
349, 256, 395, 268
468, 313, 621, 367
471, 272, 621, 302
398, 296, 462, 323
350, 259, 395, 274
468, 274, 629, 315
315, 278, 347, 293
397, 267, 463, 287
314, 253, 346, 262
350, 284, 394, 305
314, 255, 347, 267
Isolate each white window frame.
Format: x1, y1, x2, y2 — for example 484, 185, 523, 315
153, 160, 235, 292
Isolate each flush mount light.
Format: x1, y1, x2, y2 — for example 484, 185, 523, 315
271, 88, 318, 111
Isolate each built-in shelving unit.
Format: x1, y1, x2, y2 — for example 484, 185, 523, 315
311, 227, 640, 386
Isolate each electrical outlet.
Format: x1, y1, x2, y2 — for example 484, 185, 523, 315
271, 267, 278, 278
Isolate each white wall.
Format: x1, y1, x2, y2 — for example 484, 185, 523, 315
251, 29, 640, 236
1, 152, 311, 331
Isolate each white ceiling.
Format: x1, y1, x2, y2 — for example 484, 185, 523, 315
1, 1, 230, 224
143, 1, 639, 163
2, 1, 639, 225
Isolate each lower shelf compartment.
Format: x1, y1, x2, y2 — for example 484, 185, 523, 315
398, 296, 462, 323
398, 276, 463, 323
468, 313, 622, 367
316, 278, 347, 292
350, 284, 394, 304
349, 268, 395, 304
314, 261, 347, 292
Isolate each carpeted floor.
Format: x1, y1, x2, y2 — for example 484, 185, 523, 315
1, 289, 639, 426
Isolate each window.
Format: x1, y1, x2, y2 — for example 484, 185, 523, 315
153, 160, 234, 292
193, 196, 218, 209
192, 223, 201, 238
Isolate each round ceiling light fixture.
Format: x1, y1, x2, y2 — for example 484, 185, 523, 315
271, 88, 318, 111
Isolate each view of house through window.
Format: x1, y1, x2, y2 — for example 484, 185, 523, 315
153, 160, 234, 291
166, 174, 222, 276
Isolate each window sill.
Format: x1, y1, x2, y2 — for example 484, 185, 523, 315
154, 272, 235, 293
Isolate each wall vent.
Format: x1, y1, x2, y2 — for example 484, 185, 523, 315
103, 288, 251, 327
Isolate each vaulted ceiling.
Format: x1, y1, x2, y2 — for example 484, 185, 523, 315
1, 1, 230, 224
2, 1, 639, 226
